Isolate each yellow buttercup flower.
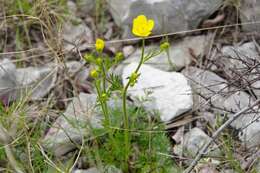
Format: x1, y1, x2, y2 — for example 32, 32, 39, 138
132, 15, 154, 37
95, 38, 105, 52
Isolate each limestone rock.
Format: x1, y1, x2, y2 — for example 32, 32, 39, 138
122, 62, 193, 122
42, 93, 102, 156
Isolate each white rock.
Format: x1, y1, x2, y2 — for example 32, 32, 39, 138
182, 67, 228, 97
42, 93, 102, 156
123, 45, 135, 58
107, 0, 222, 37
122, 62, 193, 122
182, 67, 228, 110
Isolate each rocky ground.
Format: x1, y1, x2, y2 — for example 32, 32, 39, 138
1, 0, 260, 172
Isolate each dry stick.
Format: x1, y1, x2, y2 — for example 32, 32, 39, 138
184, 98, 260, 173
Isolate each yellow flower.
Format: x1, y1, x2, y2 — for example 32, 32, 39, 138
90, 69, 99, 78
95, 38, 105, 52
132, 15, 154, 37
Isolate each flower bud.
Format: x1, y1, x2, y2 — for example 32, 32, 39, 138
129, 72, 139, 87
90, 69, 99, 78
84, 54, 94, 62
95, 39, 105, 52
160, 42, 170, 51
115, 52, 124, 63
96, 57, 103, 65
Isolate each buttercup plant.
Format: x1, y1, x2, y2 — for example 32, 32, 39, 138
84, 14, 171, 171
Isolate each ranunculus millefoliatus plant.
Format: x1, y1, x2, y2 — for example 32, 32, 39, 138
84, 14, 172, 171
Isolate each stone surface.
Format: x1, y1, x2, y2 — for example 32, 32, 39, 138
237, 112, 260, 149
107, 0, 222, 37
182, 66, 228, 110
213, 42, 260, 98
42, 93, 102, 156
240, 0, 260, 32
0, 59, 18, 104
77, 0, 95, 14
220, 42, 259, 76
173, 127, 219, 158
62, 21, 93, 51
16, 66, 57, 100
252, 81, 260, 98
122, 62, 193, 122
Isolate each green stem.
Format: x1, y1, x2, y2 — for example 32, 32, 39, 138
122, 39, 145, 166
94, 81, 109, 127
101, 62, 107, 92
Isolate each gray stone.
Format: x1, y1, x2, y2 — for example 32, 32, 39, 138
240, 0, 260, 32
182, 66, 256, 112
107, 0, 222, 37
123, 45, 135, 58
77, 0, 95, 14
0, 59, 17, 104
182, 66, 260, 146
122, 62, 193, 122
16, 66, 57, 100
213, 42, 260, 97
42, 93, 103, 157
214, 91, 254, 114
220, 42, 259, 77
15, 61, 86, 100
252, 81, 260, 98
67, 1, 77, 16
182, 67, 228, 98
62, 21, 93, 52
182, 66, 228, 110
173, 127, 219, 158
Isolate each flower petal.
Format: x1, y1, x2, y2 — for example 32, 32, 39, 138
147, 20, 155, 31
